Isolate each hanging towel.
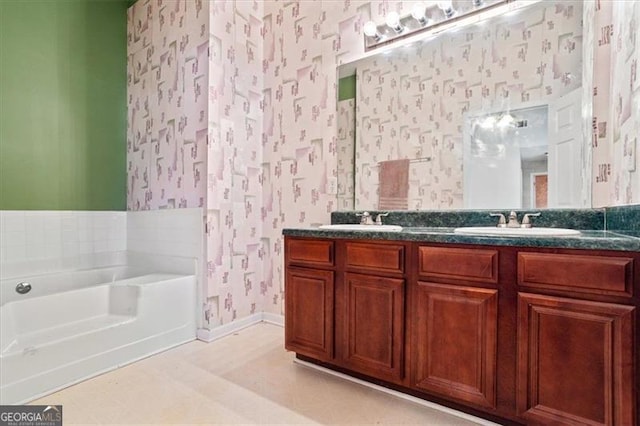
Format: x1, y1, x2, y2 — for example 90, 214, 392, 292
378, 159, 410, 210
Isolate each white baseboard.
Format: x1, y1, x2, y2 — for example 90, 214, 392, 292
293, 358, 501, 426
196, 312, 284, 342
262, 311, 285, 326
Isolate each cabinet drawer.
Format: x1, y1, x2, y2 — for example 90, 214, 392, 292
419, 246, 498, 284
287, 239, 334, 267
345, 242, 404, 274
517, 252, 633, 297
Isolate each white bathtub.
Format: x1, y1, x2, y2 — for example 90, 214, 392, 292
0, 266, 196, 404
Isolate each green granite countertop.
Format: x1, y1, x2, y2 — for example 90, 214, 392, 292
282, 227, 640, 252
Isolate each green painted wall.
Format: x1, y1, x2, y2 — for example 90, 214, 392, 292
338, 75, 356, 101
0, 0, 128, 210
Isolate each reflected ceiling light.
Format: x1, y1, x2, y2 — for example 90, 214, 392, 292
497, 114, 515, 128
363, 21, 382, 41
385, 11, 404, 33
411, 2, 429, 25
437, 0, 456, 18
479, 116, 497, 129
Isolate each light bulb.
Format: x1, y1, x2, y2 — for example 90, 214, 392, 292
385, 11, 404, 33
411, 2, 428, 25
363, 21, 382, 41
363, 21, 378, 37
437, 0, 455, 17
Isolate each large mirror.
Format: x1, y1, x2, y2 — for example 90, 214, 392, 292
337, 0, 590, 211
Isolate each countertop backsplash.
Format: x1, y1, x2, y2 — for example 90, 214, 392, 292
330, 208, 606, 230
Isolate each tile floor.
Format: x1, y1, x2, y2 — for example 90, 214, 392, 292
33, 323, 490, 425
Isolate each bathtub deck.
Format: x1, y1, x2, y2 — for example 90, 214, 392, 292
4, 314, 136, 355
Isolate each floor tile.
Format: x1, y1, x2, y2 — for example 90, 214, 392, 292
32, 323, 488, 425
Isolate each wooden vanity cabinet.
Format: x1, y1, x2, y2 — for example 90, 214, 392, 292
284, 236, 639, 426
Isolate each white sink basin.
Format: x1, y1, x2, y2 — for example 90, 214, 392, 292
454, 227, 580, 237
319, 224, 403, 232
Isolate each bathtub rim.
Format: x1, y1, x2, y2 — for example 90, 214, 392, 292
0, 273, 197, 405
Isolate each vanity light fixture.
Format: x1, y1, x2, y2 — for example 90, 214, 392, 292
437, 0, 456, 18
363, 0, 513, 52
385, 11, 404, 33
363, 20, 383, 41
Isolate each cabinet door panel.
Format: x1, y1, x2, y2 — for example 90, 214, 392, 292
343, 273, 404, 381
517, 293, 635, 425
411, 282, 498, 409
285, 267, 334, 360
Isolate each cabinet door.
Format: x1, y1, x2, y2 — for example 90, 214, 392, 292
285, 267, 334, 361
342, 273, 405, 381
411, 281, 498, 409
517, 293, 635, 425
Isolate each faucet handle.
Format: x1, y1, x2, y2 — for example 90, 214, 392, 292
375, 212, 389, 225
521, 212, 541, 228
489, 213, 507, 228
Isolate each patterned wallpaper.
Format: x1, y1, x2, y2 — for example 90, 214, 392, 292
128, 0, 639, 324
262, 0, 372, 315
205, 0, 264, 327
337, 99, 355, 210
127, 0, 208, 210
592, 1, 640, 206
354, 1, 583, 210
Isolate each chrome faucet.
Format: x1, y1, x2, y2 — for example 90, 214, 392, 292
490, 211, 541, 228
355, 211, 375, 225
355, 211, 390, 225
506, 211, 520, 228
